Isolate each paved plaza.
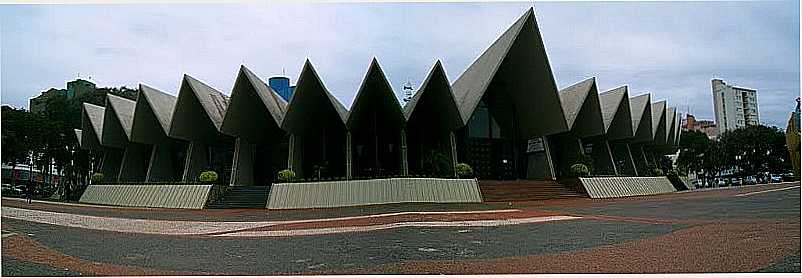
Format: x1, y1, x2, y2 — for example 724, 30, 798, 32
1, 182, 800, 275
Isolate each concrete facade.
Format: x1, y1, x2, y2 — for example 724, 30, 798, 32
712, 78, 759, 134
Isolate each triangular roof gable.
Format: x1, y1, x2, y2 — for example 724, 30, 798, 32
674, 113, 682, 146
451, 8, 567, 136
81, 102, 104, 150
651, 100, 667, 144
665, 107, 677, 145
629, 93, 653, 142
131, 84, 176, 144
346, 58, 405, 129
559, 77, 596, 129
404, 60, 463, 130
599, 85, 634, 140
169, 75, 230, 141
220, 65, 288, 140
139, 84, 176, 134
74, 129, 83, 148
101, 94, 136, 148
558, 77, 605, 137
281, 60, 349, 133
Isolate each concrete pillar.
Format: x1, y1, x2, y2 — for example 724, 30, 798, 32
182, 142, 194, 182
145, 145, 158, 182
231, 138, 255, 186
346, 131, 352, 179
182, 141, 208, 182
287, 134, 295, 171
400, 129, 408, 176
577, 137, 585, 155
449, 131, 458, 178
117, 147, 129, 182
543, 136, 556, 180
605, 140, 619, 176
626, 143, 639, 176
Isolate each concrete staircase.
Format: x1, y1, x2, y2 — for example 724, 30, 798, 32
206, 186, 270, 209
479, 180, 587, 202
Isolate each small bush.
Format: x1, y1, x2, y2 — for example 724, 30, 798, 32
198, 170, 218, 182
277, 169, 296, 182
91, 173, 104, 184
651, 167, 664, 176
456, 163, 473, 178
570, 163, 590, 177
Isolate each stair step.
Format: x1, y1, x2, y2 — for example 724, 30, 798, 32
478, 180, 586, 202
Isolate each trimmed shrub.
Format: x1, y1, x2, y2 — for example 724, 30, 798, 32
651, 167, 664, 176
456, 163, 473, 178
277, 169, 296, 182
569, 163, 590, 177
198, 170, 218, 182
90, 173, 104, 184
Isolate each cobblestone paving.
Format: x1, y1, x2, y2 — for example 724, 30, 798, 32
1, 183, 799, 275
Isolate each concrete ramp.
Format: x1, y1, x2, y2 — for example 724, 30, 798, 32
80, 184, 213, 209
267, 178, 482, 209
579, 177, 676, 198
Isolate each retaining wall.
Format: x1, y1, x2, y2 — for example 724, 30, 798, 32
79, 184, 213, 209
267, 178, 482, 209
579, 176, 676, 198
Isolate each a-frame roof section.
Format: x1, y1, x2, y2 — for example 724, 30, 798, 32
629, 93, 653, 143
558, 77, 605, 137
346, 58, 405, 130
404, 60, 463, 131
599, 85, 634, 140
665, 107, 677, 145
169, 74, 230, 141
81, 103, 104, 150
131, 84, 177, 144
451, 8, 567, 137
282, 59, 349, 134
74, 129, 83, 149
674, 113, 682, 146
221, 65, 288, 141
651, 100, 667, 145
101, 94, 136, 148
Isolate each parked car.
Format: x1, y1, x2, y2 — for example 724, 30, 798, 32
1, 183, 23, 196
716, 179, 726, 187
770, 174, 783, 183
744, 176, 757, 185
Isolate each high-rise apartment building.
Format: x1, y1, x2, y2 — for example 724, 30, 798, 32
712, 79, 759, 135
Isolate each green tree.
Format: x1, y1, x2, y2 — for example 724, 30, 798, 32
719, 125, 790, 177
676, 130, 711, 175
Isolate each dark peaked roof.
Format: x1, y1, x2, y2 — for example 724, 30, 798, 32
184, 74, 229, 130
404, 60, 463, 131
665, 107, 677, 145
282, 59, 349, 133
74, 129, 82, 148
102, 94, 136, 148
137, 84, 176, 135
559, 77, 596, 129
346, 58, 405, 129
451, 8, 567, 136
651, 100, 667, 144
82, 102, 105, 147
629, 93, 653, 142
558, 77, 605, 137
169, 74, 230, 141
221, 65, 288, 140
599, 85, 634, 140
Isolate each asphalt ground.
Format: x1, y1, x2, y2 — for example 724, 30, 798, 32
1, 182, 799, 275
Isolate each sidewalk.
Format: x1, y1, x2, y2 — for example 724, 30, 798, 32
2, 206, 576, 237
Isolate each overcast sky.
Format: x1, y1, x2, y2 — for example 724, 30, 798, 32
1, 1, 799, 128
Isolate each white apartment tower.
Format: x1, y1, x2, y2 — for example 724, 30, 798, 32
712, 79, 759, 135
